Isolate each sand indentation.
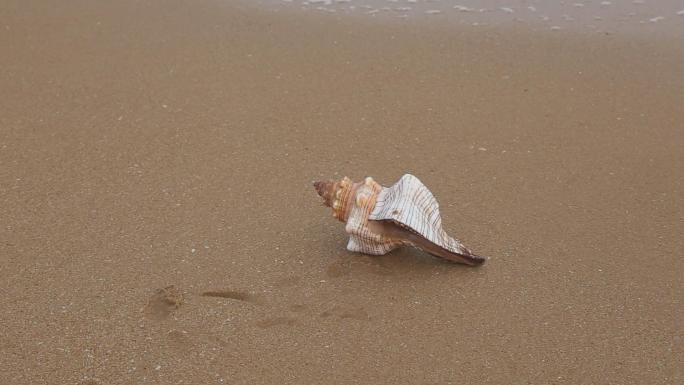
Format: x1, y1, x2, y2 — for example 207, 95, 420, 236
201, 290, 263, 304
145, 285, 183, 320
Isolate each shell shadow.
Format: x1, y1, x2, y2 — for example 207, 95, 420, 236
327, 247, 468, 282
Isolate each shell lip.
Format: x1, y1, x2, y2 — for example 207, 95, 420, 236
433, 242, 487, 266
423, 244, 487, 266
456, 252, 487, 266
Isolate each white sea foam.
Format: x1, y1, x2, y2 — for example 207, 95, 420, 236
264, 0, 683, 35
453, 5, 473, 12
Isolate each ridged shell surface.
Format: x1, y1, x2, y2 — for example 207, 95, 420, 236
370, 174, 473, 256
344, 177, 404, 255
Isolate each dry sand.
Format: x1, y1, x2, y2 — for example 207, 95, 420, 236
1, 0, 683, 384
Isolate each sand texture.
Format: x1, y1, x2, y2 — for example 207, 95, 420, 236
1, 1, 683, 384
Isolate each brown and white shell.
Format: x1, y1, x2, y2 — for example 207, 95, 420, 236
314, 174, 486, 266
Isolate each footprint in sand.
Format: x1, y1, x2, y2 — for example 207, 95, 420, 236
201, 289, 265, 305
203, 289, 298, 329
144, 285, 183, 320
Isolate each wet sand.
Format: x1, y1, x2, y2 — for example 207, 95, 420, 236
1, 0, 683, 384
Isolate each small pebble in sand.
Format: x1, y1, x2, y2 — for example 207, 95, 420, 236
528, 6, 537, 12
500, 7, 514, 13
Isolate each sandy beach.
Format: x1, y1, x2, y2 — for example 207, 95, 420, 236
1, 0, 683, 384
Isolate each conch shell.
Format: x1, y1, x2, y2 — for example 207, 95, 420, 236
314, 174, 486, 266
